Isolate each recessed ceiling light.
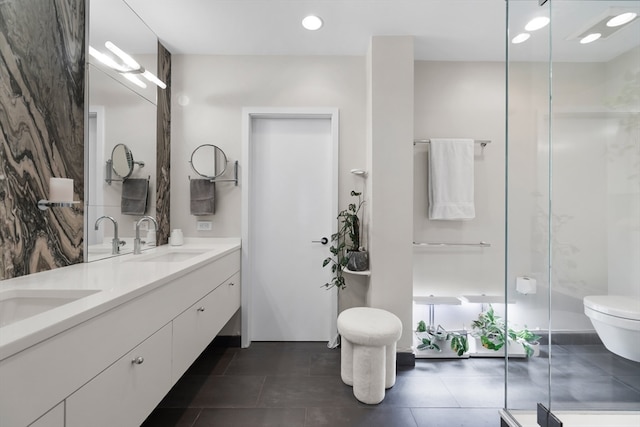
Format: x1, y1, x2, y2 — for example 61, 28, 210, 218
580, 33, 602, 44
606, 12, 637, 27
512, 33, 531, 44
525, 16, 550, 31
302, 15, 323, 31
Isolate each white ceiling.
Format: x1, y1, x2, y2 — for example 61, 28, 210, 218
119, 0, 640, 62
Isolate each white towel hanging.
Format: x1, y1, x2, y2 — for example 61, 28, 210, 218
428, 138, 475, 220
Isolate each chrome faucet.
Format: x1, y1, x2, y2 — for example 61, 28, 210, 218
134, 216, 158, 254
94, 216, 124, 255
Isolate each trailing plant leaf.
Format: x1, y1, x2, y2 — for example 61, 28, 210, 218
416, 320, 427, 332
415, 323, 468, 356
471, 304, 541, 357
450, 334, 469, 356
321, 190, 365, 290
417, 337, 440, 351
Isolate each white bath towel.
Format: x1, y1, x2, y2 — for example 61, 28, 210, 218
428, 138, 475, 220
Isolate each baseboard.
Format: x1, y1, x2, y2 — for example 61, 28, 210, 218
397, 351, 415, 367
537, 331, 602, 346
212, 335, 242, 347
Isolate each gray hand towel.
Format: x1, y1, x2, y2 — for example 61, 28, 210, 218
121, 178, 149, 215
190, 179, 216, 216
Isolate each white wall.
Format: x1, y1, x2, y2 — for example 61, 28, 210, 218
605, 47, 640, 299
412, 61, 507, 332
170, 55, 367, 237
413, 61, 506, 299
170, 55, 367, 336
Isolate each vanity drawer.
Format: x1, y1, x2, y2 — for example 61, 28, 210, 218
172, 272, 241, 383
65, 323, 172, 427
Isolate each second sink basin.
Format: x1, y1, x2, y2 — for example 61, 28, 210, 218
0, 289, 101, 328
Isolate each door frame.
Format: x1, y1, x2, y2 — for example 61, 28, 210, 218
241, 107, 340, 348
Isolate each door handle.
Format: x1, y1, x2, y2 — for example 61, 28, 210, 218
312, 237, 329, 245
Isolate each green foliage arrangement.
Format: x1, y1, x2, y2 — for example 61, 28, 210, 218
471, 305, 541, 357
322, 191, 364, 290
415, 322, 469, 357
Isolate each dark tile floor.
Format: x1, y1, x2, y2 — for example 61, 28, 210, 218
141, 341, 640, 427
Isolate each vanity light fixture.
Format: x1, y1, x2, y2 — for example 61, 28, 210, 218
524, 16, 550, 31
302, 15, 323, 31
580, 33, 602, 44
88, 46, 128, 72
88, 42, 167, 89
122, 73, 147, 89
512, 33, 531, 44
606, 12, 637, 27
105, 41, 141, 69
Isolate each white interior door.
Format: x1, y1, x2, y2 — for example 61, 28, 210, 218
243, 109, 338, 344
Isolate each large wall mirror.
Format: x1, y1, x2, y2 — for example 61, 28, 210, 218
85, 0, 160, 261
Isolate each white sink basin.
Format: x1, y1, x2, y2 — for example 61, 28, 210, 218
0, 289, 100, 328
131, 250, 207, 263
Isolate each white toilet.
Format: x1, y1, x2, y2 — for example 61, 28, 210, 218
584, 295, 640, 363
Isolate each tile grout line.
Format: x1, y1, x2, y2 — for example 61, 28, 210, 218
189, 408, 203, 427
253, 375, 268, 408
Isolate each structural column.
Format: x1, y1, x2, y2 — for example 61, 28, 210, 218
366, 36, 414, 355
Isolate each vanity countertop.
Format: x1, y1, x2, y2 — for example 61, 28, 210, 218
0, 238, 241, 360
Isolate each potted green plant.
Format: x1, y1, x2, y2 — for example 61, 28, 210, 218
322, 190, 367, 289
470, 305, 541, 358
414, 320, 469, 358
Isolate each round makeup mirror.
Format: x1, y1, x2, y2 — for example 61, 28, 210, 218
111, 143, 134, 179
190, 144, 228, 179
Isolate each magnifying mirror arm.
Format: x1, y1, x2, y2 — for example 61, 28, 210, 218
188, 160, 239, 186
105, 159, 145, 185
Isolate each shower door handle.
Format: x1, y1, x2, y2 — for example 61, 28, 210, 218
312, 237, 329, 245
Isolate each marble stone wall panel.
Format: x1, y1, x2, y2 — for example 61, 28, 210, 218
156, 41, 171, 245
0, 0, 84, 280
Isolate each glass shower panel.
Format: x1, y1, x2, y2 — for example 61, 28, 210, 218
549, 0, 640, 416
505, 1, 640, 425
505, 0, 552, 416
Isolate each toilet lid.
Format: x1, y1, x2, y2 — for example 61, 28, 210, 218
584, 295, 640, 321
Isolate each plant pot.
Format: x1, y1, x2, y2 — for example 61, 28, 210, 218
528, 341, 540, 357
346, 250, 369, 271
469, 337, 527, 358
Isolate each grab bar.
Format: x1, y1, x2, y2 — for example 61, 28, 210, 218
413, 241, 491, 248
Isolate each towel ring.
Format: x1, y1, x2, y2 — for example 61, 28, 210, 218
189, 144, 228, 179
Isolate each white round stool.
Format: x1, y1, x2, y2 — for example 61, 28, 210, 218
337, 307, 403, 404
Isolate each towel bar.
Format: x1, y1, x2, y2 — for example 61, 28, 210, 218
413, 241, 491, 247
413, 139, 491, 147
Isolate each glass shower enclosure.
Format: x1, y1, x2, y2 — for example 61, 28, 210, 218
504, 0, 640, 426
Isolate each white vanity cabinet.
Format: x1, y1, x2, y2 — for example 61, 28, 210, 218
0, 245, 241, 427
65, 324, 172, 427
172, 272, 241, 383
